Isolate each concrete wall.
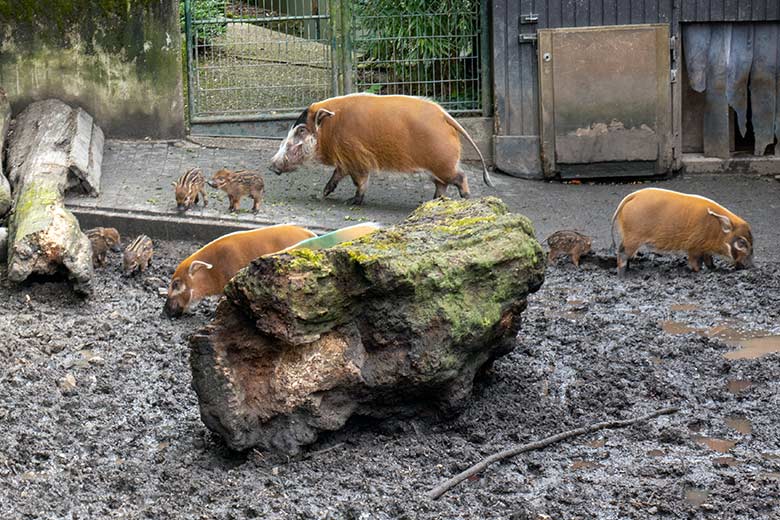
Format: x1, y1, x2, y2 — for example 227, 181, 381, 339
0, 0, 184, 139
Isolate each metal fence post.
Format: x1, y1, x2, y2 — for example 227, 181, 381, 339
480, 0, 492, 116
342, 0, 353, 94
184, 0, 196, 122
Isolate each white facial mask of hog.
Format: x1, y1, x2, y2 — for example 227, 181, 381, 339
269, 93, 493, 206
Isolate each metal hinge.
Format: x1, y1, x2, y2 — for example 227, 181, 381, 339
519, 33, 538, 43
520, 13, 539, 24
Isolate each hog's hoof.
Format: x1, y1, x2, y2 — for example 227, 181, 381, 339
345, 196, 364, 206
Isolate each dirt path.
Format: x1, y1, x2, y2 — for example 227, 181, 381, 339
1, 240, 778, 519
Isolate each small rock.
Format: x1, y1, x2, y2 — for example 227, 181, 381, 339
647, 506, 658, 514
59, 373, 77, 393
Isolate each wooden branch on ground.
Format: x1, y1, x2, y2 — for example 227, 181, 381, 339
427, 407, 680, 500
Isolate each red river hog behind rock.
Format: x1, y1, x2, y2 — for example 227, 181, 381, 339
164, 224, 316, 317
269, 93, 494, 205
612, 188, 753, 276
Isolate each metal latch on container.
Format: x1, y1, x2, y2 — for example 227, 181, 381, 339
520, 13, 539, 24
519, 33, 538, 43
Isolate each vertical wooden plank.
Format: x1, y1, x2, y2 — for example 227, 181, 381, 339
631, 0, 644, 23
751, 0, 764, 21
703, 24, 730, 158
548, 0, 563, 27
507, 0, 524, 134
672, 25, 683, 167
617, 0, 631, 23
767, 0, 779, 20
723, 0, 738, 20
535, 0, 548, 28
696, 0, 709, 21
710, 0, 724, 20
645, 0, 659, 22
576, 0, 591, 26
492, 0, 509, 135
655, 25, 674, 171
537, 29, 556, 175
520, 44, 540, 135
737, 0, 751, 20
658, 0, 673, 23
603, 0, 618, 24
562, 0, 576, 27
681, 0, 697, 21
589, 0, 603, 25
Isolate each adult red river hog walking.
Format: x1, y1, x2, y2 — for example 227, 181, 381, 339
611, 188, 753, 276
164, 224, 316, 317
269, 93, 494, 205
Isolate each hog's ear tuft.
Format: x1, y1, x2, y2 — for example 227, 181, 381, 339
188, 260, 214, 276
315, 108, 335, 131
707, 209, 733, 233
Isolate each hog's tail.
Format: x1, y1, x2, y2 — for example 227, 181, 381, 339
441, 110, 495, 189
611, 192, 634, 253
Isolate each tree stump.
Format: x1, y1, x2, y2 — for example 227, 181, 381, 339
190, 197, 546, 454
0, 89, 11, 218
5, 99, 103, 293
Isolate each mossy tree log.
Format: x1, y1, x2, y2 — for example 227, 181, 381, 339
0, 88, 11, 218
190, 197, 546, 454
6, 99, 103, 293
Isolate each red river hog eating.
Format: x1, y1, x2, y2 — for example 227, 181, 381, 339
164, 224, 316, 317
269, 93, 494, 205
611, 188, 753, 276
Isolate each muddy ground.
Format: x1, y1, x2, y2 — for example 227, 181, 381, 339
1, 238, 779, 520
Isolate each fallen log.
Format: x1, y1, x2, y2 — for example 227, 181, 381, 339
5, 99, 103, 293
190, 197, 546, 454
0, 88, 11, 218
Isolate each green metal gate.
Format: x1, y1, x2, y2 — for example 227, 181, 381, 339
184, 0, 490, 137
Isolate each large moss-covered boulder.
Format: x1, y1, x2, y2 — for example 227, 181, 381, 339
190, 197, 546, 454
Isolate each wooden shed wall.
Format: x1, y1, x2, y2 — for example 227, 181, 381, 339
492, 0, 780, 177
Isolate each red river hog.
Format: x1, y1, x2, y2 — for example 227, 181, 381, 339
164, 224, 316, 317
269, 93, 494, 205
612, 188, 753, 276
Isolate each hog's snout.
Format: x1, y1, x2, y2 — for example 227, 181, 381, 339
269, 164, 283, 176
163, 298, 183, 318
176, 204, 186, 212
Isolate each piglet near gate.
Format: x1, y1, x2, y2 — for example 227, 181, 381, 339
269, 93, 494, 205
163, 224, 316, 317
612, 188, 753, 276
173, 167, 208, 212
208, 168, 265, 213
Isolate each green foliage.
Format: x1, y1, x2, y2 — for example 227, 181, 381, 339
352, 0, 480, 109
180, 0, 227, 47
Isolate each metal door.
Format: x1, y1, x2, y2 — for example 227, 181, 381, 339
537, 24, 673, 178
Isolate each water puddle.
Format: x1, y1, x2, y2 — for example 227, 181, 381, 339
724, 415, 752, 435
693, 436, 737, 453
685, 487, 710, 507
670, 303, 700, 312
571, 459, 601, 471
659, 319, 780, 360
712, 456, 739, 467
660, 320, 701, 335
726, 379, 752, 394
723, 336, 780, 360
